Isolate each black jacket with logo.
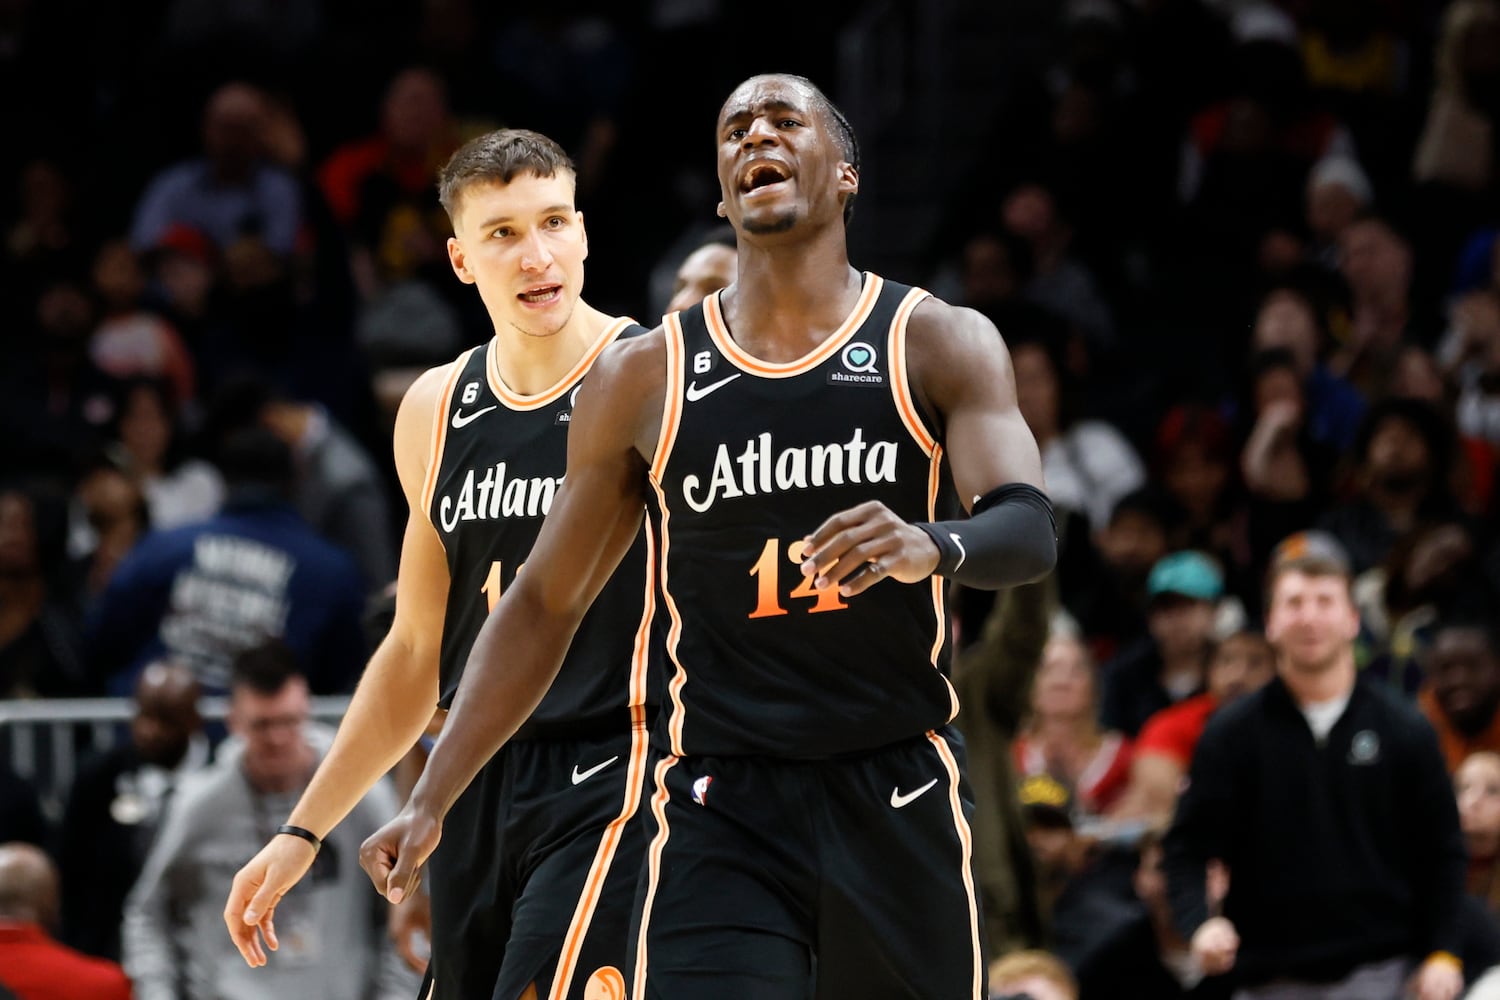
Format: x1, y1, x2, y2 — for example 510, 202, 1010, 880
1164, 674, 1466, 985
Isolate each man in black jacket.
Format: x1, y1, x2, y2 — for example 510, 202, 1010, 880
1164, 549, 1466, 1000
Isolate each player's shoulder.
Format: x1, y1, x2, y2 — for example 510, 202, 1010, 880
593, 322, 669, 384
395, 350, 482, 430
905, 293, 1002, 351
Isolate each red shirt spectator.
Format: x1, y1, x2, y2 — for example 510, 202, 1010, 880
0, 843, 131, 1000
1135, 692, 1219, 769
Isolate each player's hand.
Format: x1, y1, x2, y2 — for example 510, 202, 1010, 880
359, 805, 442, 905
387, 882, 433, 974
799, 501, 941, 597
1190, 916, 1239, 976
224, 834, 318, 967
1412, 954, 1464, 1000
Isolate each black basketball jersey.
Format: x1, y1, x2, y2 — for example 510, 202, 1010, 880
425, 318, 658, 739
647, 273, 958, 758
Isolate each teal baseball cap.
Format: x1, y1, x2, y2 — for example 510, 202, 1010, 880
1147, 550, 1224, 603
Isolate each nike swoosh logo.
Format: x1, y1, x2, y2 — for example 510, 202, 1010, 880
570, 755, 620, 785
950, 532, 966, 572
451, 405, 498, 429
889, 778, 939, 809
684, 374, 741, 402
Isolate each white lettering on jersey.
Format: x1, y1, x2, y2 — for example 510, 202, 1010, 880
438, 463, 563, 531
681, 429, 900, 513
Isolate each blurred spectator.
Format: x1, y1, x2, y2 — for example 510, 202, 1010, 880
318, 66, 464, 299
1335, 216, 1433, 398
1318, 398, 1465, 574
87, 239, 195, 404
1001, 181, 1116, 354
1012, 332, 1145, 532
1015, 633, 1133, 823
0, 843, 131, 1000
87, 428, 366, 695
1153, 405, 1238, 566
1413, 0, 1500, 197
1017, 773, 1151, 999
60, 660, 208, 961
1249, 284, 1366, 451
955, 578, 1053, 958
665, 226, 736, 316
1240, 349, 1340, 586
1114, 630, 1276, 827
207, 377, 395, 588
1444, 289, 1500, 447
1421, 618, 1500, 773
66, 461, 149, 606
121, 642, 417, 1000
1133, 834, 1234, 1000
1304, 155, 1373, 272
0, 484, 86, 699
0, 278, 118, 478
107, 378, 224, 531
988, 949, 1079, 1000
1100, 552, 1220, 738
1067, 487, 1181, 660
129, 82, 303, 257
1459, 752, 1500, 912
1165, 549, 1467, 1000
4, 160, 88, 315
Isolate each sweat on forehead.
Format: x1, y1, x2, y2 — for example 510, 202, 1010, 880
720, 74, 818, 115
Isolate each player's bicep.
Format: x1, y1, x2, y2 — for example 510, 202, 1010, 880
911, 302, 1044, 511
513, 338, 656, 618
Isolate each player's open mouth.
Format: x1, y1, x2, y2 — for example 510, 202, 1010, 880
519, 285, 562, 305
740, 161, 791, 195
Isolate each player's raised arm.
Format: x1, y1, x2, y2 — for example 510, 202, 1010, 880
359, 331, 664, 902
802, 298, 1055, 596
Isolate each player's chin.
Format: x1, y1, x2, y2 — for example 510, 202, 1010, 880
739, 207, 800, 236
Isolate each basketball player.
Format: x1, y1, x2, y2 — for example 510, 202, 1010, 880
361, 75, 1056, 998
222, 129, 658, 1000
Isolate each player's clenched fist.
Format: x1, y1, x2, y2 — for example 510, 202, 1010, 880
223, 836, 318, 967
359, 807, 442, 905
800, 500, 942, 597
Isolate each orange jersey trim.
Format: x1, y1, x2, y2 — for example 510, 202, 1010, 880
547, 523, 658, 999
928, 730, 984, 1000
703, 273, 884, 378
650, 314, 686, 483
648, 477, 691, 758
631, 755, 680, 1000
484, 316, 636, 410
418, 353, 472, 516
887, 287, 937, 457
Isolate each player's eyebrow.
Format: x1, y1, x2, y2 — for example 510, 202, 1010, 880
720, 99, 807, 130
475, 205, 574, 230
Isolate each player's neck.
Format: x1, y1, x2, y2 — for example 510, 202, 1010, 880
724, 236, 860, 360
490, 300, 612, 397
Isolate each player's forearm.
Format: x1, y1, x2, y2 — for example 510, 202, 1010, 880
286, 633, 437, 837
408, 585, 577, 818
916, 483, 1057, 590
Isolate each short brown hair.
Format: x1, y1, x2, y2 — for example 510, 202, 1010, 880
988, 950, 1078, 1000
1265, 554, 1353, 606
437, 128, 576, 223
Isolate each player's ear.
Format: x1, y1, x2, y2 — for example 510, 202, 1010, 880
578, 211, 588, 261
716, 200, 727, 218
447, 237, 475, 285
838, 162, 859, 199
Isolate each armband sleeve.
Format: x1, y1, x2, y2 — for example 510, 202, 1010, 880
912, 483, 1056, 590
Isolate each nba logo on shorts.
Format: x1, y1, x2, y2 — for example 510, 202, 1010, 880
691, 775, 714, 805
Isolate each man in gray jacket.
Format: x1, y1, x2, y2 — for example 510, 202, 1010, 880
123, 640, 416, 1000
